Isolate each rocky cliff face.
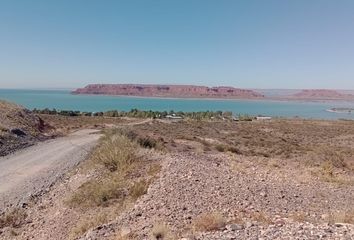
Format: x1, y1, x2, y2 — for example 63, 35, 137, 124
291, 89, 354, 100
72, 84, 264, 99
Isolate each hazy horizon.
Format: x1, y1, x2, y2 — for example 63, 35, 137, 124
1, 85, 354, 92
1, 0, 354, 89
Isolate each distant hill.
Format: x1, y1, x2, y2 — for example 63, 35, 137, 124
290, 89, 354, 100
72, 84, 264, 99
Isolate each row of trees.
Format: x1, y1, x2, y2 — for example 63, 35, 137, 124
32, 108, 240, 120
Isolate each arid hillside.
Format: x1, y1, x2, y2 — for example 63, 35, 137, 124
0, 100, 50, 156
291, 89, 354, 100
2, 117, 354, 239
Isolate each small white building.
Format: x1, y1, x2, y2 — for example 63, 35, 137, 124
256, 116, 272, 120
166, 114, 183, 120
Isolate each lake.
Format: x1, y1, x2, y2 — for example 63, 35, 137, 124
1, 89, 354, 120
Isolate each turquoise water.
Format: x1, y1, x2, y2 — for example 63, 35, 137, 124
1, 89, 354, 120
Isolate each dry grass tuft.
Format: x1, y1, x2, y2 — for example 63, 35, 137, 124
230, 162, 247, 174
290, 212, 309, 223
193, 212, 226, 232
313, 161, 354, 185
92, 132, 137, 172
67, 177, 125, 207
250, 212, 273, 225
323, 149, 348, 169
69, 213, 108, 240
67, 128, 161, 237
215, 144, 227, 152
129, 179, 149, 201
267, 159, 280, 168
309, 157, 354, 185
227, 146, 242, 154
320, 161, 335, 178
68, 129, 139, 207
148, 163, 162, 177
328, 210, 354, 224
0, 208, 27, 229
215, 144, 242, 154
111, 127, 165, 150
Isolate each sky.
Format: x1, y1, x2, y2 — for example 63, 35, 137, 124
0, 0, 354, 90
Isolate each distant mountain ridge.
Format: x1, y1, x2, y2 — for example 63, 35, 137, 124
72, 84, 354, 101
290, 89, 354, 100
72, 84, 264, 99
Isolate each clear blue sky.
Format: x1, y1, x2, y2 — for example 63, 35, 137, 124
0, 0, 353, 89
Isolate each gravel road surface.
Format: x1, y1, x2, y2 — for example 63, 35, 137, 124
0, 129, 101, 211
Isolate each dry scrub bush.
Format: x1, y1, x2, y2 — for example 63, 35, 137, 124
230, 162, 246, 174
310, 147, 349, 169
250, 212, 273, 225
138, 136, 165, 151
69, 213, 108, 239
68, 177, 126, 207
68, 128, 162, 238
322, 149, 348, 169
129, 179, 149, 201
108, 128, 138, 142
148, 163, 162, 177
308, 147, 354, 184
137, 137, 157, 149
320, 161, 335, 178
267, 159, 280, 168
227, 146, 242, 154
93, 133, 137, 172
311, 161, 354, 185
328, 210, 354, 224
313, 161, 340, 183
0, 208, 27, 229
150, 223, 173, 240
193, 212, 226, 232
68, 128, 161, 209
68, 130, 139, 207
215, 144, 226, 152
111, 128, 164, 150
290, 212, 308, 223
215, 144, 242, 154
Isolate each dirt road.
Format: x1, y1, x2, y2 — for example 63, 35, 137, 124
0, 129, 101, 211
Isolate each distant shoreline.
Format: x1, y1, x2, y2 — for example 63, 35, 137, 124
2, 87, 354, 103
71, 92, 354, 105
326, 108, 354, 114
2, 89, 354, 120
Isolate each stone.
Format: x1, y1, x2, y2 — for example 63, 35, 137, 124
260, 192, 267, 197
246, 222, 254, 228
228, 224, 244, 231
10, 128, 27, 137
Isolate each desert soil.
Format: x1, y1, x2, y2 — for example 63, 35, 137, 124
1, 118, 354, 240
